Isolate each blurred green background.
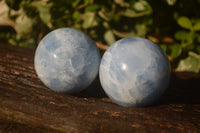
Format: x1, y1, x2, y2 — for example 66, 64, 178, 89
0, 0, 200, 72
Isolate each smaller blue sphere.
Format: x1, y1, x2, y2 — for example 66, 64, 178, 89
99, 37, 170, 107
34, 28, 100, 93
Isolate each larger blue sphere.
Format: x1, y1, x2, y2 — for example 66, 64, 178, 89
34, 28, 100, 93
99, 37, 170, 107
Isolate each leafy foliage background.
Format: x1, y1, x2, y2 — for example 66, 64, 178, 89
0, 0, 200, 72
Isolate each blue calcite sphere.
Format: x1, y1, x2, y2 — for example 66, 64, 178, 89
99, 37, 170, 107
34, 28, 100, 93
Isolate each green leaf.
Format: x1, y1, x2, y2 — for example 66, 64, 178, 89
174, 31, 188, 41
123, 9, 136, 18
175, 31, 194, 44
113, 30, 136, 38
84, 0, 91, 5
8, 38, 17, 46
160, 44, 167, 52
98, 8, 113, 21
72, 24, 82, 29
185, 32, 195, 44
72, 0, 81, 8
135, 24, 146, 37
102, 22, 110, 29
123, 9, 151, 18
169, 44, 182, 58
114, 0, 124, 4
83, 12, 98, 29
72, 11, 81, 22
15, 13, 35, 35
177, 16, 192, 30
85, 4, 100, 12
104, 30, 116, 46
32, 1, 52, 28
193, 22, 200, 31
133, 0, 151, 12
18, 38, 35, 48
133, 1, 146, 12
166, 0, 177, 5
196, 45, 200, 54
181, 43, 189, 48
114, 0, 129, 7
196, 34, 200, 43
176, 52, 200, 72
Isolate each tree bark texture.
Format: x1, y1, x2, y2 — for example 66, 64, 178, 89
0, 43, 200, 133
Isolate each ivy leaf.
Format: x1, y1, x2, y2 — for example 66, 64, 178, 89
176, 52, 200, 73
193, 22, 200, 31
177, 16, 192, 30
83, 12, 98, 29
104, 30, 116, 46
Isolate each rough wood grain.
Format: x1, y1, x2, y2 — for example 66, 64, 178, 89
0, 43, 200, 133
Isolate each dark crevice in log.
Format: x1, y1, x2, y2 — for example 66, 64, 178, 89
0, 43, 200, 132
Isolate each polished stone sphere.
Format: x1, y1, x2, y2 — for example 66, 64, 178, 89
34, 28, 100, 93
99, 37, 170, 107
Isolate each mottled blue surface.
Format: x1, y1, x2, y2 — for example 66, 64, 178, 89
99, 37, 170, 107
34, 28, 100, 93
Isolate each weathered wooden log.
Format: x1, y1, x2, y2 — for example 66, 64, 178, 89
0, 43, 200, 133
